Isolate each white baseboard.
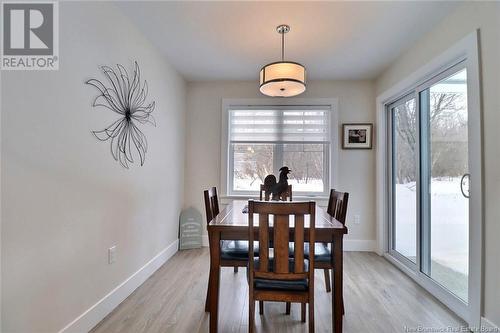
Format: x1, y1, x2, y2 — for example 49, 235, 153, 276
343, 239, 376, 252
481, 317, 500, 331
58, 239, 179, 333
202, 235, 375, 252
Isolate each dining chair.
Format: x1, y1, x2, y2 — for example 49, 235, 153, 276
259, 184, 293, 201
257, 183, 292, 314
285, 189, 348, 315
204, 187, 257, 311
248, 200, 316, 333
320, 189, 349, 293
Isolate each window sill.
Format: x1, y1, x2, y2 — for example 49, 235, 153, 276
220, 195, 329, 207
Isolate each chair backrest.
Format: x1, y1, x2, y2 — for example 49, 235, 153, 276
327, 189, 349, 224
248, 200, 315, 282
259, 184, 293, 201
203, 187, 219, 225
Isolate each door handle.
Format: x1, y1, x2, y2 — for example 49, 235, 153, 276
460, 173, 470, 199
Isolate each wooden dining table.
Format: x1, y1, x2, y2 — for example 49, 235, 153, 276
206, 200, 348, 332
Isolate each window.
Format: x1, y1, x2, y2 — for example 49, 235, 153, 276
386, 61, 478, 320
227, 105, 332, 196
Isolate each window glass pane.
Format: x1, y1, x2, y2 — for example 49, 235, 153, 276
422, 68, 468, 302
392, 97, 417, 263
283, 144, 324, 193
229, 106, 331, 194
232, 144, 273, 192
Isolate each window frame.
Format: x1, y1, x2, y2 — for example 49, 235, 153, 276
375, 31, 482, 327
387, 92, 418, 269
386, 61, 471, 320
221, 98, 339, 199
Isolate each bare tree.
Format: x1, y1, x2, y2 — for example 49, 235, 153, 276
236, 145, 273, 185
394, 92, 467, 184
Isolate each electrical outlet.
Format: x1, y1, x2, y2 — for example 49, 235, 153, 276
108, 245, 117, 264
354, 215, 361, 225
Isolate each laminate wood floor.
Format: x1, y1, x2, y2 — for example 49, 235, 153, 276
91, 248, 465, 333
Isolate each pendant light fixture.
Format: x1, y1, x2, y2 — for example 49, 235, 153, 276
260, 24, 306, 97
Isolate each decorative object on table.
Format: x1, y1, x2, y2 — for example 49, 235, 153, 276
259, 24, 306, 97
86, 61, 156, 168
263, 166, 292, 201
260, 184, 292, 202
179, 207, 203, 250
342, 123, 373, 149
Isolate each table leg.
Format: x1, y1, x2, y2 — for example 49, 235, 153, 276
204, 273, 211, 312
208, 230, 221, 333
332, 233, 343, 332
205, 235, 213, 312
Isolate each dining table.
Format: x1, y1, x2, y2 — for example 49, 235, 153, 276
205, 199, 348, 332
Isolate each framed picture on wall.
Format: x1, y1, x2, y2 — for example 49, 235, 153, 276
342, 123, 373, 149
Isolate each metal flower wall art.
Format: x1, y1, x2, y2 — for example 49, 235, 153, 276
86, 61, 156, 168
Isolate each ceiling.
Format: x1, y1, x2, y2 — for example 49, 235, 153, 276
117, 1, 459, 81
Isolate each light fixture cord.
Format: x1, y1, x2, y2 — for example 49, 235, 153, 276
281, 30, 285, 61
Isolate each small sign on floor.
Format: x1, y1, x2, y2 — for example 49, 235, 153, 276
179, 207, 203, 250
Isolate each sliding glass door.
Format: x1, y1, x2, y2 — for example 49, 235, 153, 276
388, 62, 471, 316
420, 68, 469, 302
389, 95, 417, 265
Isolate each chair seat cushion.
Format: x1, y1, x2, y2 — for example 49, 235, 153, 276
249, 257, 309, 291
289, 243, 332, 263
220, 240, 259, 260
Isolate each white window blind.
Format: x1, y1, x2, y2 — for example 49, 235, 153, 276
229, 107, 331, 143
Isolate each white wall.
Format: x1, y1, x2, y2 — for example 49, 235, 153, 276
1, 2, 186, 332
0, 64, 3, 331
185, 80, 376, 243
375, 2, 500, 326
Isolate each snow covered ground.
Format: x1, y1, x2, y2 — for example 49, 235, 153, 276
395, 178, 468, 274
395, 178, 468, 300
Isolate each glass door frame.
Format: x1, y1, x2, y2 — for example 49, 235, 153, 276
385, 56, 481, 324
387, 92, 419, 270
378, 31, 482, 328
417, 62, 469, 298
